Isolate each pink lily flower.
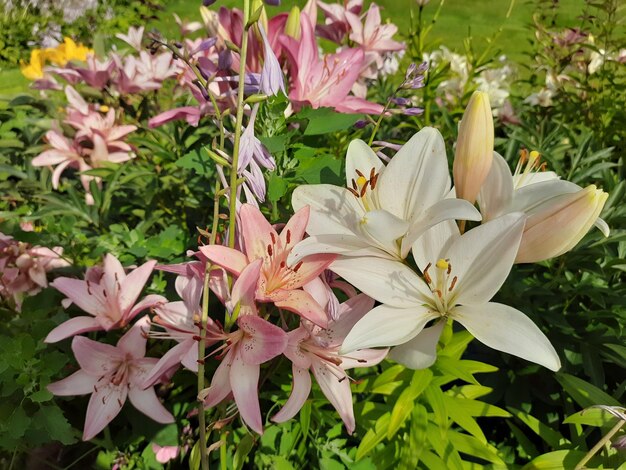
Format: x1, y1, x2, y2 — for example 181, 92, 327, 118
200, 260, 288, 434
45, 254, 166, 343
280, 14, 383, 114
47, 316, 175, 441
272, 294, 387, 434
0, 233, 70, 311
345, 4, 404, 54
115, 26, 145, 51
74, 55, 115, 89
31, 129, 84, 189
199, 204, 336, 328
304, 0, 364, 44
152, 444, 180, 464
142, 273, 221, 388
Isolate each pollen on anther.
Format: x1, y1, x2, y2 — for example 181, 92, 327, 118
449, 276, 458, 291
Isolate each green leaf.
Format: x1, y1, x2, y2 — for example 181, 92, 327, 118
521, 450, 590, 470
563, 407, 619, 427
556, 373, 620, 408
300, 400, 311, 444
508, 407, 567, 448
448, 430, 506, 466
268, 172, 288, 202
29, 388, 53, 403
424, 384, 448, 433
189, 440, 201, 470
441, 396, 487, 443
387, 369, 432, 439
297, 107, 363, 135
356, 412, 390, 460
233, 434, 254, 470
259, 135, 287, 154
32, 405, 76, 445
175, 148, 214, 176
153, 423, 179, 446
443, 395, 511, 418
319, 458, 345, 470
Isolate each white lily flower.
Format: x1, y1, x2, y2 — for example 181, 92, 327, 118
478, 151, 609, 263
336, 213, 561, 371
290, 128, 481, 263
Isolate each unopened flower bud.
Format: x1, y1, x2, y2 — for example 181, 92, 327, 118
515, 185, 609, 263
285, 7, 302, 40
453, 91, 494, 204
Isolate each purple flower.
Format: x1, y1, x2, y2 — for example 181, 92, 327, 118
258, 25, 285, 96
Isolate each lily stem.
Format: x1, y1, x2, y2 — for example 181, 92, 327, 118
574, 419, 625, 470
198, 179, 222, 470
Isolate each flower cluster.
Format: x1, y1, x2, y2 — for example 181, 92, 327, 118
44, 90, 608, 444
0, 232, 69, 310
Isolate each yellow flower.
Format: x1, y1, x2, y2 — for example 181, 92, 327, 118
20, 49, 46, 80
46, 37, 93, 66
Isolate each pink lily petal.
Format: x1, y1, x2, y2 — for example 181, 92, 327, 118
117, 315, 150, 359
65, 86, 89, 115
101, 254, 126, 294
119, 260, 157, 313
201, 349, 234, 407
180, 340, 199, 372
279, 206, 309, 252
126, 294, 167, 323
281, 253, 336, 290
239, 204, 277, 261
44, 316, 102, 343
128, 385, 174, 424
230, 354, 262, 434
272, 365, 311, 423
51, 160, 73, 189
237, 315, 288, 365
311, 359, 355, 434
273, 289, 329, 328
198, 245, 248, 276
142, 341, 189, 389
231, 259, 262, 317
83, 382, 127, 441
72, 336, 124, 376
283, 327, 313, 369
47, 370, 98, 396
340, 348, 388, 370
31, 149, 71, 166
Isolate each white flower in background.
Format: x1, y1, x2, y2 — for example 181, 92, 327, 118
336, 213, 561, 372
290, 128, 480, 263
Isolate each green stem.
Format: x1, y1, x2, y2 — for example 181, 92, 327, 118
575, 419, 625, 470
220, 432, 228, 470
225, 0, 251, 330
197, 179, 222, 470
368, 98, 393, 146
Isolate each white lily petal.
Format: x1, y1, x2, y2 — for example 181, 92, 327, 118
288, 234, 387, 265
330, 256, 429, 308
453, 303, 561, 371
511, 179, 581, 213
359, 209, 409, 256
477, 152, 514, 221
594, 217, 610, 237
388, 319, 446, 369
402, 198, 480, 258
291, 185, 364, 236
513, 170, 559, 187
377, 127, 450, 221
346, 139, 384, 189
341, 304, 438, 353
412, 220, 459, 271
448, 213, 526, 305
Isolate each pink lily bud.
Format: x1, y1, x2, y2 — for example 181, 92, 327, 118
516, 185, 608, 263
453, 91, 494, 204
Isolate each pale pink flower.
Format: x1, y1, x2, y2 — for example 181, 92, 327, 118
115, 26, 145, 51
174, 13, 203, 36
345, 4, 404, 54
152, 444, 180, 464
45, 254, 166, 343
199, 260, 288, 434
272, 294, 387, 433
199, 204, 336, 328
47, 316, 175, 441
31, 129, 84, 189
314, 0, 364, 44
0, 233, 69, 310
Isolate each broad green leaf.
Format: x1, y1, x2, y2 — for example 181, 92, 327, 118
508, 407, 567, 448
298, 107, 363, 135
388, 369, 432, 439
356, 412, 390, 460
556, 373, 620, 408
268, 173, 288, 202
175, 148, 214, 176
319, 458, 345, 470
32, 405, 76, 445
259, 135, 287, 154
152, 423, 179, 446
233, 434, 254, 470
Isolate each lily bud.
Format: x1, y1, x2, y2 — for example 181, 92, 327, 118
515, 185, 608, 263
453, 91, 494, 204
285, 7, 302, 40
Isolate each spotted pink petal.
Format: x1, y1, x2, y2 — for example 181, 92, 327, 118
237, 315, 288, 365
44, 316, 102, 343
71, 336, 124, 376
272, 288, 329, 328
47, 369, 98, 396
230, 354, 262, 434
239, 204, 278, 261
83, 382, 127, 441
198, 245, 249, 276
